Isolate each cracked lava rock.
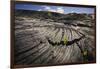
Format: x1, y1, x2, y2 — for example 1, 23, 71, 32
14, 10, 96, 65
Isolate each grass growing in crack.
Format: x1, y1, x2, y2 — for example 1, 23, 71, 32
83, 48, 88, 62
48, 12, 52, 17
63, 35, 68, 45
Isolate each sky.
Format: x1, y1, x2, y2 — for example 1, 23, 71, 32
15, 3, 95, 14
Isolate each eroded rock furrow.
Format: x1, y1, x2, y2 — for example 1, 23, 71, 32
14, 10, 95, 65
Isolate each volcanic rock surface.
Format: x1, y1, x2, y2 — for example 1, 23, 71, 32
14, 10, 95, 65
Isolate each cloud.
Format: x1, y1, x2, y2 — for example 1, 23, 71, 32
42, 6, 65, 13
49, 9, 56, 12
57, 7, 64, 13
38, 9, 42, 11
45, 7, 51, 10
42, 6, 56, 12
42, 6, 51, 10
71, 11, 75, 13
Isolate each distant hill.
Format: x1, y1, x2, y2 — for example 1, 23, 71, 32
15, 10, 92, 22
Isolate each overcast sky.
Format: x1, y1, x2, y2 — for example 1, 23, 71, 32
15, 3, 95, 14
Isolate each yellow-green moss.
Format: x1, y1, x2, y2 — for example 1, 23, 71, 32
63, 35, 68, 45
48, 12, 52, 17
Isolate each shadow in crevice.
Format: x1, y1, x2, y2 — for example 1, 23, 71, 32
46, 35, 85, 46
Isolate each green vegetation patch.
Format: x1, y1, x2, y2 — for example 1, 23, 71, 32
63, 35, 68, 45
48, 12, 52, 17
